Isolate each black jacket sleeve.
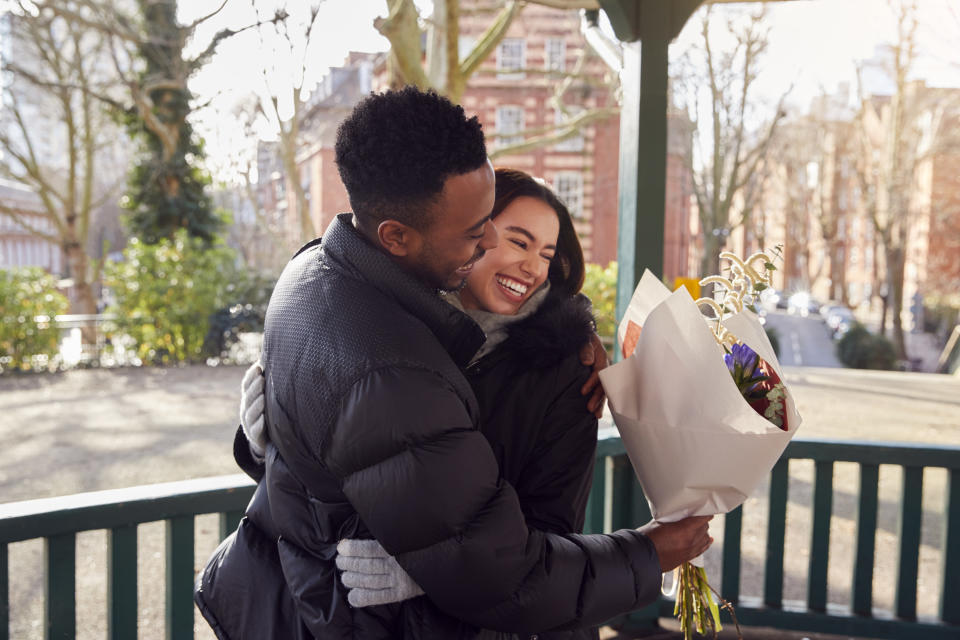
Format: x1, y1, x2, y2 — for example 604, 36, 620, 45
322, 366, 661, 635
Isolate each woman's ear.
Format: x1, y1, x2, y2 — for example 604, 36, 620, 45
377, 220, 420, 257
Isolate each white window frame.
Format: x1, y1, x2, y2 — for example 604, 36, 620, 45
553, 172, 584, 219
497, 38, 526, 79
554, 106, 584, 152
496, 105, 525, 147
545, 38, 565, 73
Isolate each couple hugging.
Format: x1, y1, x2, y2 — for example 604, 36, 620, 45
194, 86, 711, 639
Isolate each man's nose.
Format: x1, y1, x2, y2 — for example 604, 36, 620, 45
479, 220, 498, 251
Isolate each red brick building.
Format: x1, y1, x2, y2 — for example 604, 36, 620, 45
257, 5, 695, 278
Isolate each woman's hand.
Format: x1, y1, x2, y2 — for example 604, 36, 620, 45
578, 333, 608, 418
240, 362, 267, 458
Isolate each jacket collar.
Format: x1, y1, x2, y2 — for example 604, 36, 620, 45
320, 213, 486, 368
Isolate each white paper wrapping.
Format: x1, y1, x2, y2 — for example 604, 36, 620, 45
598, 271, 802, 523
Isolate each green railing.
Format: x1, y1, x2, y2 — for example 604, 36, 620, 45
1, 436, 958, 639
0, 475, 254, 640
585, 431, 960, 639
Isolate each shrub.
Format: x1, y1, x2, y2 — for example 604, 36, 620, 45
765, 326, 781, 358
0, 268, 69, 372
104, 231, 243, 365
202, 271, 275, 362
836, 323, 896, 370
581, 262, 618, 344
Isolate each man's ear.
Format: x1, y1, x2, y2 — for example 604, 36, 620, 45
377, 220, 421, 257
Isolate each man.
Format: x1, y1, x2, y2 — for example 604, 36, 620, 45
195, 86, 711, 639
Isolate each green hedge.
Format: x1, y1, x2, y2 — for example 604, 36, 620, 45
0, 268, 69, 372
104, 231, 243, 365
836, 323, 896, 370
582, 262, 617, 344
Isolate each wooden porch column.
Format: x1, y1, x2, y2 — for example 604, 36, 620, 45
603, 0, 702, 346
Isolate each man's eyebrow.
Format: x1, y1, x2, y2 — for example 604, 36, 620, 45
504, 225, 556, 251
467, 214, 491, 232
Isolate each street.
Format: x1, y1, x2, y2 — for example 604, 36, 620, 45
763, 310, 841, 368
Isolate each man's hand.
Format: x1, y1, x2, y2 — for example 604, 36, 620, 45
578, 333, 608, 418
638, 516, 714, 572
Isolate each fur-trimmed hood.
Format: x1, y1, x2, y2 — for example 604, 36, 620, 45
497, 291, 596, 370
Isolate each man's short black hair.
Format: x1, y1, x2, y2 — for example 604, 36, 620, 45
335, 86, 488, 231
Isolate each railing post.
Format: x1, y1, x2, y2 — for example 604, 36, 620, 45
1, 543, 8, 640
852, 463, 879, 616
721, 506, 743, 603
808, 460, 834, 613
895, 466, 924, 621
764, 457, 789, 608
218, 511, 243, 541
108, 525, 138, 639
941, 468, 960, 624
584, 457, 607, 535
45, 533, 76, 640
166, 516, 194, 640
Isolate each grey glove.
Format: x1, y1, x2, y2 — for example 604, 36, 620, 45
335, 538, 425, 607
240, 361, 267, 459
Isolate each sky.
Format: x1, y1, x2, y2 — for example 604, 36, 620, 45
180, 0, 960, 181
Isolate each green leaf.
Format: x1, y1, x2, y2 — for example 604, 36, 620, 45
764, 262, 777, 270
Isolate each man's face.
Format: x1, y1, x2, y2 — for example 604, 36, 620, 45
409, 161, 499, 292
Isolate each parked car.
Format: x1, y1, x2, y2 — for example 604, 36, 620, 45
787, 292, 820, 317
825, 306, 856, 337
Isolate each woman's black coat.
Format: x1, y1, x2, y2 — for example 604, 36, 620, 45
468, 291, 602, 640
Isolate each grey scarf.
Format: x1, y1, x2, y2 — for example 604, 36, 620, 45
445, 283, 551, 365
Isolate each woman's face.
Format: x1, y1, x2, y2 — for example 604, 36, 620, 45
458, 196, 559, 315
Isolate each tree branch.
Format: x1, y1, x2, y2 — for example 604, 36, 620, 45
0, 206, 60, 243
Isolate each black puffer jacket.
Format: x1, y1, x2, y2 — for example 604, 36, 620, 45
195, 214, 661, 639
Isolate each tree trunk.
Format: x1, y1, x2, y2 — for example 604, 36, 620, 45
64, 242, 98, 345
887, 245, 908, 360
699, 231, 725, 301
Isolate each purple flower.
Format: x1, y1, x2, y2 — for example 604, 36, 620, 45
724, 342, 768, 398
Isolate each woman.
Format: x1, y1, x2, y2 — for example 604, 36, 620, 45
239, 168, 604, 639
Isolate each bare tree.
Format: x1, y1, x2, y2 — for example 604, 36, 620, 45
30, 0, 282, 241
852, 0, 960, 359
675, 5, 788, 284
246, 1, 322, 242
0, 3, 126, 335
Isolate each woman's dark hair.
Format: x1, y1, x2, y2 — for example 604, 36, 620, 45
491, 168, 585, 296
335, 86, 487, 231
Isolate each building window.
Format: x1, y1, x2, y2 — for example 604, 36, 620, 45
496, 105, 525, 147
553, 172, 583, 218
554, 107, 584, 152
497, 38, 525, 78
458, 36, 476, 63
545, 38, 565, 72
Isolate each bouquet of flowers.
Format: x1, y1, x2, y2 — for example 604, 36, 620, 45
598, 250, 801, 639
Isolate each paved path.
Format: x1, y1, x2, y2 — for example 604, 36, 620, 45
2, 364, 959, 640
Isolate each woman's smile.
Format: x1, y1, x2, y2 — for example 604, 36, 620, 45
495, 274, 532, 299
